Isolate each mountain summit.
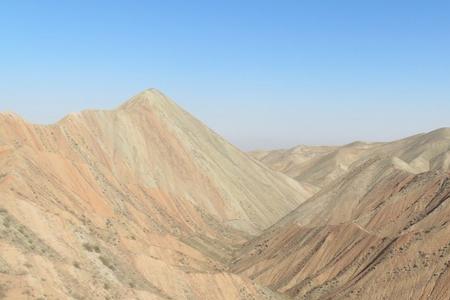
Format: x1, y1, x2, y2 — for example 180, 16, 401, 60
119, 89, 171, 110
0, 89, 311, 299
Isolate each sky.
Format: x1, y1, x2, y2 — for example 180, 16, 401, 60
1, 0, 450, 150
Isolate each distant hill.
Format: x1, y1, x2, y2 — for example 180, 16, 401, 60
237, 128, 450, 299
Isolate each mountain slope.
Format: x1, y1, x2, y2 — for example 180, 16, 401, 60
1, 89, 312, 234
250, 143, 378, 189
251, 128, 450, 189
232, 166, 450, 299
234, 130, 450, 299
0, 89, 310, 299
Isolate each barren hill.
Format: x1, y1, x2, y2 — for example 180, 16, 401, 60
1, 88, 450, 300
236, 130, 450, 299
251, 128, 450, 189
0, 89, 311, 299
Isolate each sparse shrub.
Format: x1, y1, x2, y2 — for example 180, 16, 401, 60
83, 243, 100, 253
99, 256, 115, 270
82, 243, 93, 252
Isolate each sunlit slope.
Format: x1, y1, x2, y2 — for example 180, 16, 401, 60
251, 128, 450, 189
0, 89, 311, 299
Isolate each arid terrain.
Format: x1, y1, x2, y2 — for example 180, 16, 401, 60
1, 89, 450, 299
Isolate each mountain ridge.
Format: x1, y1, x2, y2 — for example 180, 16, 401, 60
0, 89, 312, 299
1, 89, 449, 299
238, 128, 450, 299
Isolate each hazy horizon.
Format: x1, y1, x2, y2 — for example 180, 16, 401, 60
1, 1, 449, 150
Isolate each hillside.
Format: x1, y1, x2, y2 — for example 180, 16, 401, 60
0, 89, 311, 299
250, 128, 450, 189
235, 131, 450, 299
2, 88, 450, 299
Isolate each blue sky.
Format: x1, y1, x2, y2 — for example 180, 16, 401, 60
1, 1, 449, 150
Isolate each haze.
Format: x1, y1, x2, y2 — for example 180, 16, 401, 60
1, 0, 449, 150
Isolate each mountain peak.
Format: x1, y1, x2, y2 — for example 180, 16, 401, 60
118, 88, 170, 110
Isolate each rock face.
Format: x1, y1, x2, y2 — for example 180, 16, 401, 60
0, 89, 310, 299
235, 131, 450, 299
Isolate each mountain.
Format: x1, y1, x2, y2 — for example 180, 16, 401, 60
2, 88, 450, 299
0, 89, 311, 299
250, 128, 450, 189
233, 129, 450, 299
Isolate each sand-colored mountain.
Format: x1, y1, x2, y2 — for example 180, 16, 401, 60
234, 129, 450, 299
2, 88, 450, 300
251, 128, 450, 189
0, 89, 312, 299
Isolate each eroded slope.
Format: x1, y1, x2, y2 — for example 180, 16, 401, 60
0, 90, 310, 299
231, 155, 450, 299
